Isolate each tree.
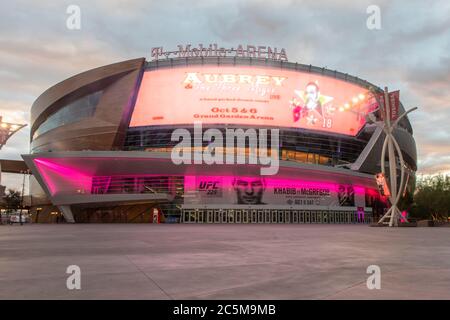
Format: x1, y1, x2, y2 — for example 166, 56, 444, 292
410, 174, 450, 221
3, 189, 22, 212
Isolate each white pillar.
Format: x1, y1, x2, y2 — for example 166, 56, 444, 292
58, 205, 75, 223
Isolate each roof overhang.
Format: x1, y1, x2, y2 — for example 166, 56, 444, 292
22, 151, 378, 207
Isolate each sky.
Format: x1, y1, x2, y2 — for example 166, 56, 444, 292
0, 0, 449, 190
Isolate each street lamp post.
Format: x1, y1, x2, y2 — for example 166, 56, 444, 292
0, 116, 27, 150
18, 169, 29, 226
0, 116, 27, 219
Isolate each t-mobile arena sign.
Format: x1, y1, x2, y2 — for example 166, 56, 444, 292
151, 44, 288, 61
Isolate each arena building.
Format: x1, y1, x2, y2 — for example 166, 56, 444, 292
22, 55, 417, 223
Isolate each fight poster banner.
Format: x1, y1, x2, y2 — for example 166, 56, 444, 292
184, 176, 366, 207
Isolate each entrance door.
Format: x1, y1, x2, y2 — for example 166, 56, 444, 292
322, 211, 328, 223
278, 211, 284, 223
182, 210, 189, 223
329, 211, 335, 223
310, 211, 317, 223
235, 210, 242, 223
197, 210, 204, 223
242, 210, 249, 223
251, 210, 257, 223
284, 211, 290, 224
221, 210, 227, 223
293, 211, 299, 223
264, 210, 271, 223
257, 210, 264, 223
227, 210, 235, 223
206, 210, 213, 223
299, 211, 305, 223
316, 211, 322, 224
345, 211, 351, 224
214, 210, 221, 223
191, 210, 198, 223
271, 210, 278, 223
305, 211, 311, 223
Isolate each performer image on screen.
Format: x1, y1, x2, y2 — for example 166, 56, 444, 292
338, 185, 355, 206
375, 173, 390, 197
304, 82, 322, 114
290, 81, 333, 124
233, 177, 266, 205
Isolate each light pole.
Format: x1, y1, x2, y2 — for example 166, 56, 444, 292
0, 116, 27, 212
18, 169, 30, 226
0, 116, 27, 150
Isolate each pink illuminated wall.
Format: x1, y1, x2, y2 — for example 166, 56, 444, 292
130, 66, 373, 136
34, 159, 92, 196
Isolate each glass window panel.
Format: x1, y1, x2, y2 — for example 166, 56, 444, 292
33, 90, 102, 139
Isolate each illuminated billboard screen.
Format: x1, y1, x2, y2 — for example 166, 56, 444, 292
184, 176, 368, 207
130, 66, 373, 136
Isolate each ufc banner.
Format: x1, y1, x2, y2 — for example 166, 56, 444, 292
184, 176, 367, 207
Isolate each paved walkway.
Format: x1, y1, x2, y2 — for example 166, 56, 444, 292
1, 224, 449, 299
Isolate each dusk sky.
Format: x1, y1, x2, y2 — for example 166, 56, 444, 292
1, 0, 449, 190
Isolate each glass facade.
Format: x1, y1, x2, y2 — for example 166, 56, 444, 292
33, 91, 102, 139
124, 126, 368, 167
91, 175, 184, 196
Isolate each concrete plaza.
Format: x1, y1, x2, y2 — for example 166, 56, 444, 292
0, 224, 449, 299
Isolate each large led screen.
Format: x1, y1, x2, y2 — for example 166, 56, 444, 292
130, 66, 374, 136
